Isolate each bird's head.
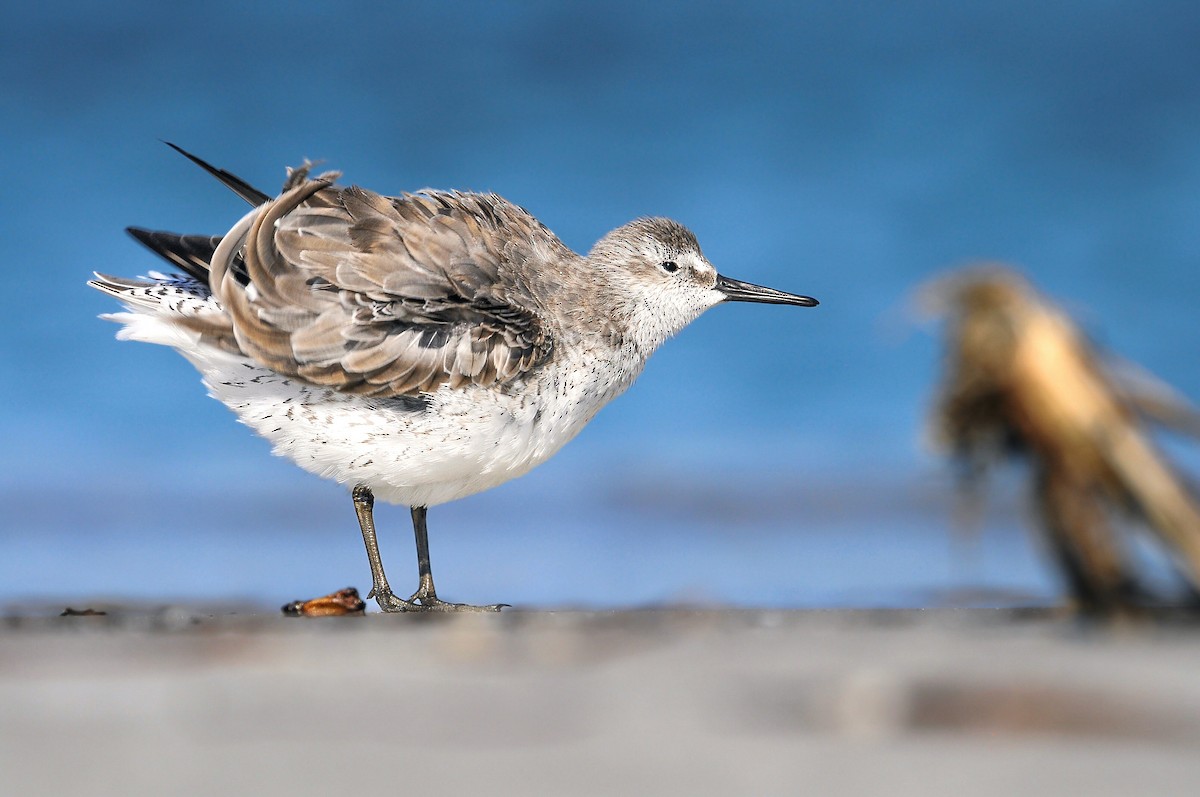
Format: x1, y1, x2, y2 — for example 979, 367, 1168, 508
587, 217, 817, 350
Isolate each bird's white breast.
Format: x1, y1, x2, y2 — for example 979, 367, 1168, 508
195, 337, 646, 507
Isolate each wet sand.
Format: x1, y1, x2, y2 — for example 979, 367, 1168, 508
3, 605, 1199, 796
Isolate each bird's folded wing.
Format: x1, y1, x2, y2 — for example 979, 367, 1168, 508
210, 171, 555, 396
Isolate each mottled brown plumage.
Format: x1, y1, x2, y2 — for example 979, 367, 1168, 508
196, 165, 566, 397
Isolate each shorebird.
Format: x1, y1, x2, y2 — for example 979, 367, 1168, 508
90, 145, 818, 612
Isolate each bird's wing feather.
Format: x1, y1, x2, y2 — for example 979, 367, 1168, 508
126, 228, 224, 284
164, 142, 271, 206
209, 169, 560, 396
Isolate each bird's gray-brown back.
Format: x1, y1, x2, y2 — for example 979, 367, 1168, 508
204, 167, 587, 397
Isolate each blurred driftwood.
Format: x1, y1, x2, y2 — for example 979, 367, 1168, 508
925, 266, 1200, 612
281, 587, 366, 617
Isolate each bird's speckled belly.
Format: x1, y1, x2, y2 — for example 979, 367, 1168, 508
199, 349, 641, 508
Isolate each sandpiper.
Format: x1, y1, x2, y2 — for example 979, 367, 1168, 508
90, 145, 818, 612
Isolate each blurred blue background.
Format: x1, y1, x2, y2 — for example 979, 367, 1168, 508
3, 1, 1199, 608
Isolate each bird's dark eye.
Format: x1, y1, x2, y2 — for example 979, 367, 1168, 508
660, 260, 679, 273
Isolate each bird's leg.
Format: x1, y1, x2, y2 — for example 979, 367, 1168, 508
406, 506, 507, 612
352, 483, 418, 612
409, 505, 439, 604
351, 489, 505, 613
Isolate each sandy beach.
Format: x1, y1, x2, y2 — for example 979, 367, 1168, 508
4, 605, 1199, 796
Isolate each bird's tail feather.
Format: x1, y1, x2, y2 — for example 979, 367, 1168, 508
125, 227, 222, 284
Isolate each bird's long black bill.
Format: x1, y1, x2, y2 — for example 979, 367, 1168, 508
716, 274, 818, 306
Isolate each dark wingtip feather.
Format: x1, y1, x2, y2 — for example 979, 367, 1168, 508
126, 226, 222, 284
161, 141, 271, 206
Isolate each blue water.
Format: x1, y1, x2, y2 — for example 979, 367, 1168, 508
3, 1, 1198, 607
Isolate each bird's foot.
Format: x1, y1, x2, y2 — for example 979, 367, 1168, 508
367, 586, 422, 613
367, 585, 506, 613
379, 574, 506, 612
407, 580, 507, 612
408, 595, 509, 613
